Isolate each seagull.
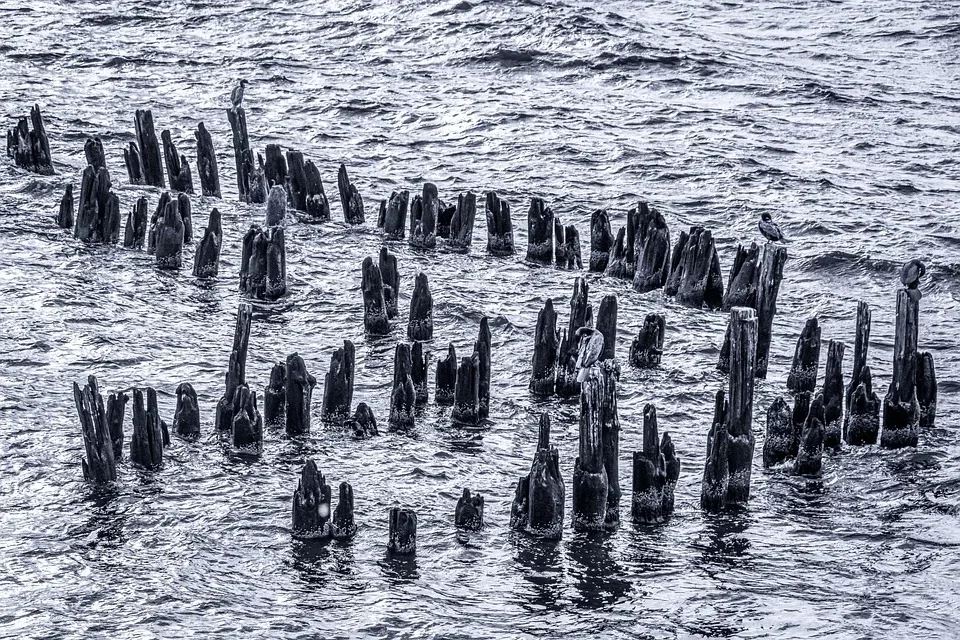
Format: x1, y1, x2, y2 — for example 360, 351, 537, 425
230, 79, 249, 111
900, 259, 926, 301
758, 212, 785, 243
574, 327, 605, 382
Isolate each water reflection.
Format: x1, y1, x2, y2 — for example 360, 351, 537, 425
567, 531, 633, 609
513, 534, 564, 611
381, 551, 419, 581
694, 513, 752, 573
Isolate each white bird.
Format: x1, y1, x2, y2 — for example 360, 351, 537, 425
230, 79, 249, 111
574, 327, 605, 382
758, 212, 785, 243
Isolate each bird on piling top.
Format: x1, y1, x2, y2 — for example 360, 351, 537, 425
900, 258, 926, 301
758, 212, 785, 243
231, 79, 249, 111
574, 327, 605, 383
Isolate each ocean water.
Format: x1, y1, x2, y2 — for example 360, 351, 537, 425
1, 1, 958, 638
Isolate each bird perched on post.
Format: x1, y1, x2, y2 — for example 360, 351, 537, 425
900, 259, 926, 301
574, 327, 605, 382
758, 212, 785, 243
231, 79, 249, 111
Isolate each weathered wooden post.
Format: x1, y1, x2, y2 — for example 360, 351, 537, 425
346, 403, 378, 438
285, 353, 316, 437
596, 295, 617, 362
573, 361, 621, 531
173, 382, 200, 440
263, 362, 286, 428
412, 341, 428, 405
263, 144, 286, 190
74, 376, 119, 483
452, 353, 480, 425
8, 104, 54, 174
361, 256, 390, 335
231, 384, 263, 451
629, 313, 665, 368
633, 205, 671, 293
822, 340, 845, 448
226, 106, 251, 201
436, 343, 457, 404
556, 277, 592, 397
130, 387, 165, 469
154, 193, 184, 269
530, 299, 559, 395
304, 160, 330, 221
510, 413, 564, 540
215, 303, 253, 431
763, 396, 793, 467
722, 243, 760, 311
161, 130, 194, 193
333, 482, 357, 540
338, 163, 364, 224
917, 351, 937, 429
407, 272, 433, 341
449, 191, 476, 249
387, 508, 417, 555
56, 184, 74, 230
675, 226, 725, 310
881, 287, 921, 448
632, 404, 666, 523
455, 488, 484, 531
193, 208, 222, 278
380, 190, 409, 240
526, 197, 554, 264
379, 246, 400, 320
84, 137, 106, 171
410, 182, 438, 248
321, 340, 355, 422
786, 317, 821, 394
589, 209, 613, 272
553, 221, 582, 269
485, 191, 514, 255
292, 460, 331, 538
123, 142, 144, 185
390, 343, 416, 429
795, 394, 825, 475
754, 244, 787, 378
135, 109, 165, 188
194, 122, 220, 198
123, 196, 148, 249
477, 317, 492, 420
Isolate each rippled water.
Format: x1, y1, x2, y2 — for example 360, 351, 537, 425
1, 0, 959, 637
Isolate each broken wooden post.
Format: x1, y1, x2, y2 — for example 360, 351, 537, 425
134, 109, 165, 188
529, 298, 559, 395
847, 368, 880, 446
603, 227, 629, 278
917, 351, 937, 429
8, 104, 54, 174
632, 404, 666, 523
231, 384, 263, 451
451, 352, 480, 425
390, 343, 416, 429
754, 244, 787, 377
387, 508, 417, 555
437, 200, 455, 238
526, 197, 554, 264
130, 387, 165, 469
510, 413, 564, 539
264, 362, 286, 428
285, 150, 308, 212
448, 191, 476, 249
56, 184, 74, 230
263, 144, 286, 191
346, 402, 378, 438
555, 277, 592, 397
485, 191, 514, 255
700, 389, 729, 512
455, 488, 484, 531
589, 209, 613, 272
239, 225, 286, 299
285, 353, 316, 437
73, 376, 118, 483
123, 141, 144, 185
476, 317, 492, 420
123, 196, 148, 249
791, 392, 811, 457
554, 221, 582, 269
321, 340, 355, 422
436, 343, 457, 405
333, 482, 357, 540
248, 152, 266, 204
338, 163, 364, 224
722, 242, 760, 311
194, 122, 220, 198
226, 107, 251, 201
596, 295, 617, 362
410, 183, 438, 248
84, 137, 106, 171
674, 226, 724, 310
822, 340, 845, 449
794, 393, 825, 476
633, 205, 672, 293
178, 192, 193, 243
193, 207, 222, 278
844, 301, 871, 442
573, 362, 620, 531
292, 460, 332, 538
379, 246, 400, 320
881, 288, 920, 448
265, 185, 286, 227
762, 397, 793, 467
380, 190, 409, 240
74, 165, 121, 244
629, 313, 665, 368
407, 272, 433, 341
725, 308, 757, 506
412, 341, 428, 405
161, 130, 194, 193
361, 255, 390, 335
216, 303, 253, 431
304, 160, 330, 221
154, 195, 184, 269
173, 382, 200, 440
663, 229, 689, 297
786, 317, 821, 395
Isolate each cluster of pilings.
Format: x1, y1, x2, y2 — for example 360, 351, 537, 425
239, 186, 287, 299
7, 104, 53, 175
377, 183, 478, 251
525, 197, 582, 269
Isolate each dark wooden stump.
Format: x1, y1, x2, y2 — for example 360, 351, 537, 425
725, 307, 757, 507
321, 340, 355, 422
589, 209, 613, 272
407, 272, 433, 341
675, 226, 724, 310
123, 141, 144, 185
881, 289, 920, 448
338, 163, 364, 224
436, 343, 457, 405
791, 391, 811, 457
74, 376, 118, 483
178, 192, 193, 243
754, 244, 787, 378
292, 460, 332, 539
361, 255, 390, 335
379, 246, 400, 320
572, 366, 611, 531
194, 122, 220, 198
510, 413, 564, 540
455, 488, 484, 531
917, 351, 937, 429
8, 104, 54, 174
596, 294, 617, 362
633, 205, 671, 293
264, 361, 286, 428
123, 196, 148, 249
215, 303, 253, 431
846, 368, 879, 446
130, 387, 165, 469
762, 396, 793, 467
663, 229, 689, 297
381, 190, 409, 240
303, 160, 330, 221
193, 207, 222, 278
485, 191, 514, 255
231, 384, 263, 451
822, 340, 845, 449
722, 242, 759, 311
56, 184, 74, 229
844, 301, 871, 442
226, 107, 251, 201
84, 137, 106, 171
451, 353, 480, 425
412, 341, 428, 405
794, 393, 825, 476
526, 197, 554, 264
409, 183, 438, 248
239, 225, 286, 299
476, 317, 492, 420
285, 353, 316, 437
161, 130, 194, 193
285, 150, 308, 212
529, 298, 559, 395
700, 389, 729, 512
248, 151, 266, 204
556, 277, 592, 397
173, 382, 200, 440
629, 313, 665, 368
662, 432, 680, 515
632, 403, 666, 523
75, 165, 121, 244
555, 222, 582, 269
390, 343, 416, 430
333, 482, 357, 540
604, 227, 629, 278
154, 194, 184, 269
449, 191, 477, 249
265, 185, 286, 227
134, 109, 165, 188
346, 402, 378, 438
786, 317, 821, 395
387, 508, 417, 555
264, 144, 287, 191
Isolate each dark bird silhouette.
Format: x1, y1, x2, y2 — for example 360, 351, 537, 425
231, 79, 249, 111
900, 259, 926, 301
574, 327, 605, 382
758, 212, 785, 243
